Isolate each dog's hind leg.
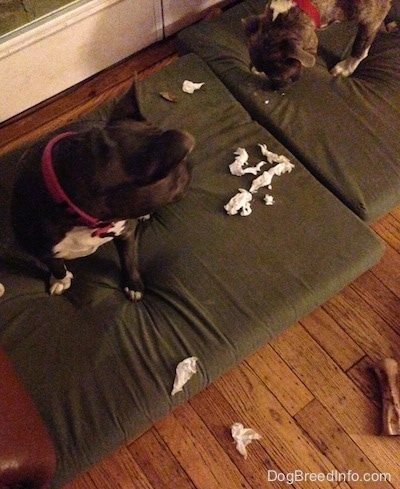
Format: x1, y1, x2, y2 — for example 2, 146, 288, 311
46, 258, 74, 296
331, 21, 378, 76
330, 45, 370, 77
331, 5, 391, 77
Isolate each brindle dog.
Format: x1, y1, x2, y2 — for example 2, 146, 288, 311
243, 0, 393, 88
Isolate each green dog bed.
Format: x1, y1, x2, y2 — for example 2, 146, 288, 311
178, 0, 400, 222
0, 54, 383, 487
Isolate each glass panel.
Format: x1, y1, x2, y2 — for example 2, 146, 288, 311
0, 0, 83, 38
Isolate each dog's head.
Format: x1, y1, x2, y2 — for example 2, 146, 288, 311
61, 80, 195, 220
243, 3, 318, 89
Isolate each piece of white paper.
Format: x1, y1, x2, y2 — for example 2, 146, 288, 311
224, 144, 294, 214
224, 189, 253, 216
231, 423, 262, 459
233, 147, 248, 165
229, 148, 266, 176
250, 161, 294, 193
264, 194, 275, 206
182, 80, 205, 94
258, 143, 291, 165
171, 357, 198, 395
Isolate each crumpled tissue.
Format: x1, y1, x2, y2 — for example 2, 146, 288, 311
224, 189, 253, 216
250, 160, 294, 193
182, 80, 205, 94
229, 148, 265, 176
264, 194, 275, 206
171, 357, 198, 395
258, 143, 291, 165
231, 423, 262, 459
224, 143, 294, 215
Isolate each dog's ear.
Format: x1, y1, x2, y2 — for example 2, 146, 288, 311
86, 127, 134, 191
89, 127, 115, 163
145, 130, 194, 182
242, 15, 262, 36
285, 40, 316, 68
108, 75, 146, 123
291, 48, 315, 68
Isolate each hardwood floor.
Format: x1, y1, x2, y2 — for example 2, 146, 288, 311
2, 38, 400, 489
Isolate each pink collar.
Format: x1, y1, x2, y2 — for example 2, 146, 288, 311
294, 0, 321, 28
42, 132, 113, 236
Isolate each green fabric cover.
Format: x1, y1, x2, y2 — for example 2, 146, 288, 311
178, 0, 400, 222
0, 54, 383, 487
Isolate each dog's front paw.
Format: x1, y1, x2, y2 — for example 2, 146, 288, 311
124, 287, 144, 302
49, 271, 74, 296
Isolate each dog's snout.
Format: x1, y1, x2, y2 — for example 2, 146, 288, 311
162, 129, 195, 158
179, 130, 195, 154
269, 76, 289, 90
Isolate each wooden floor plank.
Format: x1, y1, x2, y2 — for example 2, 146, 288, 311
74, 446, 154, 489
271, 324, 400, 482
370, 245, 400, 301
346, 356, 381, 405
155, 403, 253, 489
245, 344, 314, 416
350, 271, 400, 337
372, 214, 400, 251
215, 363, 336, 486
300, 307, 365, 371
389, 207, 400, 224
189, 382, 290, 489
295, 399, 394, 489
323, 285, 400, 362
127, 429, 196, 489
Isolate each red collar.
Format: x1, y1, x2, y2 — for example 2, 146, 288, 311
42, 132, 113, 236
294, 0, 321, 28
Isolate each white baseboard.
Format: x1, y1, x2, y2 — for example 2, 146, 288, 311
0, 0, 163, 123
162, 0, 234, 37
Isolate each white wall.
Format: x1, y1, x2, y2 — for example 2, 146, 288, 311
162, 0, 233, 36
0, 0, 163, 123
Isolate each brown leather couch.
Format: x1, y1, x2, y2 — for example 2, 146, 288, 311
0, 348, 56, 489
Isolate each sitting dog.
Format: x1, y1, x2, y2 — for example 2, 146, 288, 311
243, 0, 393, 88
11, 81, 195, 301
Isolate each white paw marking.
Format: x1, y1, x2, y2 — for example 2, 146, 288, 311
49, 271, 74, 296
331, 49, 369, 77
124, 287, 143, 302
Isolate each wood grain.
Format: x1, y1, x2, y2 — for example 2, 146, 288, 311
3, 37, 400, 489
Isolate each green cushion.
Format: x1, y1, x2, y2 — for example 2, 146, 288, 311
178, 0, 400, 222
0, 54, 383, 487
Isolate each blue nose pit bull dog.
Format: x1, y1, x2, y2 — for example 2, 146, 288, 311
11, 82, 195, 301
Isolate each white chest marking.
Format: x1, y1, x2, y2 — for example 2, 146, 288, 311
270, 0, 295, 21
53, 220, 126, 260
